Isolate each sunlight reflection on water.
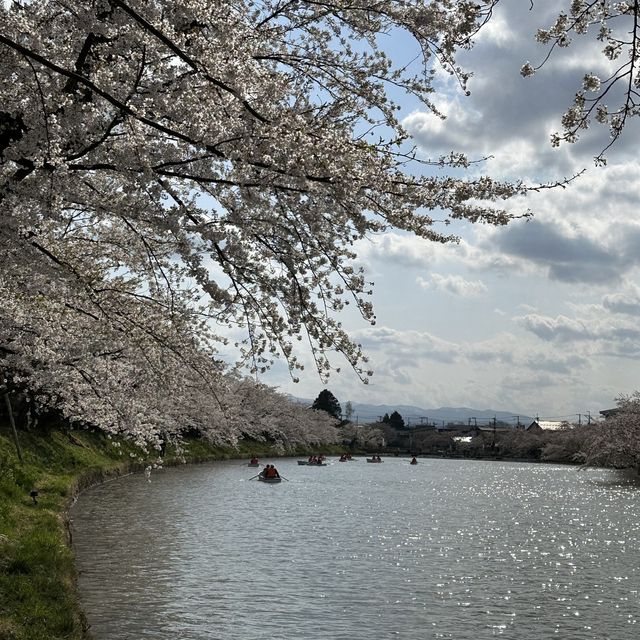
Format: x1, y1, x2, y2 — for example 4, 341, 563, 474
71, 458, 640, 639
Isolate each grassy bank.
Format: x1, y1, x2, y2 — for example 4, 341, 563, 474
0, 425, 337, 640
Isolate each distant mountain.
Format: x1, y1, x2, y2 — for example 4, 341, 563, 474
288, 396, 533, 427
345, 403, 533, 427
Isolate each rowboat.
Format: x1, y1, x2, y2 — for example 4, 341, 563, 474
258, 476, 282, 483
248, 462, 260, 467
297, 460, 308, 465
366, 458, 383, 463
306, 462, 327, 466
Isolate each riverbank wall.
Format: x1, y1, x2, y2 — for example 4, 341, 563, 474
0, 424, 341, 640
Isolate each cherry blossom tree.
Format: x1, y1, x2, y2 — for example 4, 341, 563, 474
1, 0, 530, 444
522, 1, 640, 163
581, 393, 640, 471
0, 278, 340, 449
21, 0, 640, 448
225, 379, 340, 449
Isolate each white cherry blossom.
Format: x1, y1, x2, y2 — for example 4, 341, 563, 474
0, 1, 590, 445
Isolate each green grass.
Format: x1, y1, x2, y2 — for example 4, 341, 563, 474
0, 426, 145, 640
0, 425, 341, 639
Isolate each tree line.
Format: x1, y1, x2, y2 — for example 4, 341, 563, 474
314, 388, 640, 473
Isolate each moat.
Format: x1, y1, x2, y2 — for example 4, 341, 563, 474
71, 457, 640, 639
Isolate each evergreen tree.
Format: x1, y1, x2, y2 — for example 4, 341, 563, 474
389, 411, 405, 429
312, 389, 342, 420
382, 413, 390, 423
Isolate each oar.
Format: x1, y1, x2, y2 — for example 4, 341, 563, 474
248, 473, 261, 480
279, 475, 290, 481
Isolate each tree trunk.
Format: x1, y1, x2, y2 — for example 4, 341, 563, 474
4, 393, 24, 464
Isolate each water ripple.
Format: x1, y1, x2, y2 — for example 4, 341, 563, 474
71, 458, 640, 639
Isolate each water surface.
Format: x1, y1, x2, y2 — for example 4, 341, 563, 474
71, 457, 640, 639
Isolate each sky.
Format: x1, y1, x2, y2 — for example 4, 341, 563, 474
261, 1, 640, 420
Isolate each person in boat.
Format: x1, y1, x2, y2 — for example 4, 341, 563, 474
265, 464, 280, 478
250, 456, 259, 464
410, 456, 417, 464
259, 464, 269, 478
308, 455, 315, 463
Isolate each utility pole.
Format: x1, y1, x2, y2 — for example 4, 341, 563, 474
586, 411, 591, 425
578, 413, 581, 426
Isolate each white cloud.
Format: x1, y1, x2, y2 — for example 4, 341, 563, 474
474, 11, 517, 47
519, 303, 538, 313
454, 162, 640, 286
501, 371, 563, 392
516, 307, 640, 362
352, 326, 462, 364
603, 286, 640, 316
516, 313, 594, 342
402, 100, 482, 158
521, 353, 589, 375
354, 233, 437, 270
418, 273, 488, 297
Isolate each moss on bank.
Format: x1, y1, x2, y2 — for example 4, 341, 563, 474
0, 425, 337, 640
